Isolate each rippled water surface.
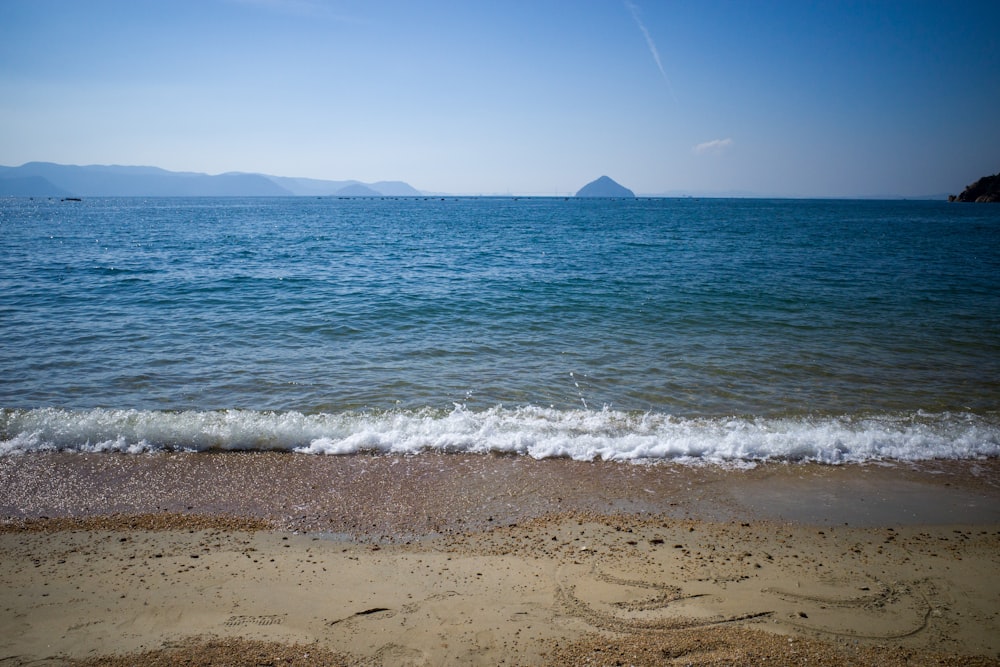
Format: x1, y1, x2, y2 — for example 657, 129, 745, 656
2, 197, 998, 461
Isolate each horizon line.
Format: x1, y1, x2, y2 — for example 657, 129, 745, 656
1, 161, 957, 200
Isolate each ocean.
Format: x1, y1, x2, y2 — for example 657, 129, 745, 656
2, 196, 998, 463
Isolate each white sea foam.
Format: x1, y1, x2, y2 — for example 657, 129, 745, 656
1, 405, 998, 463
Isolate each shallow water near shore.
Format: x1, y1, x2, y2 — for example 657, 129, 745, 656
3, 453, 998, 536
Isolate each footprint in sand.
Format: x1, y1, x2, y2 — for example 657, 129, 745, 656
223, 614, 285, 627
371, 642, 429, 666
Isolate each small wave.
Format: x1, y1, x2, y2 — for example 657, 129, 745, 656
1, 405, 998, 463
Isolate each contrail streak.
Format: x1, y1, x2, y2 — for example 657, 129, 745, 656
625, 0, 678, 104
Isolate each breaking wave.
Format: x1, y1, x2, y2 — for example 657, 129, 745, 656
2, 405, 998, 464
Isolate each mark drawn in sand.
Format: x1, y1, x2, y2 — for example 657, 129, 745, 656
556, 565, 772, 632
763, 576, 934, 640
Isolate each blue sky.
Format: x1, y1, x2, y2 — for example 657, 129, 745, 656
1, 0, 997, 196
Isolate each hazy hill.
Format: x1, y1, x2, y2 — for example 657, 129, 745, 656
269, 176, 421, 197
367, 181, 423, 197
0, 162, 291, 197
0, 163, 421, 197
334, 183, 381, 197
0, 175, 72, 197
267, 176, 354, 196
575, 175, 636, 198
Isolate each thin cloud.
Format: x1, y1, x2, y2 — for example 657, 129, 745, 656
625, 1, 677, 104
693, 138, 733, 155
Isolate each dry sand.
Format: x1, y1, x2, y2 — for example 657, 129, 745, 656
1, 453, 998, 666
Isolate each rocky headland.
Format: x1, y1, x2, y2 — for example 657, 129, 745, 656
949, 171, 1000, 202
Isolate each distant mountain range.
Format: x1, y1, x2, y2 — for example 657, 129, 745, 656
1, 162, 959, 200
0, 162, 422, 197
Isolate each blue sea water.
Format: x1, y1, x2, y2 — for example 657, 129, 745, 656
2, 196, 999, 462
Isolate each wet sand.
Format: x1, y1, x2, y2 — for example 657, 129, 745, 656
1, 453, 998, 665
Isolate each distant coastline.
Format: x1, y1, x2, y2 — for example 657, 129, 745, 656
0, 161, 977, 200
0, 162, 422, 198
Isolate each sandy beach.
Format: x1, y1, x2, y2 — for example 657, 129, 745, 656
1, 453, 998, 666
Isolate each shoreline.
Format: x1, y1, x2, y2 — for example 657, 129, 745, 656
2, 453, 998, 665
2, 453, 998, 534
